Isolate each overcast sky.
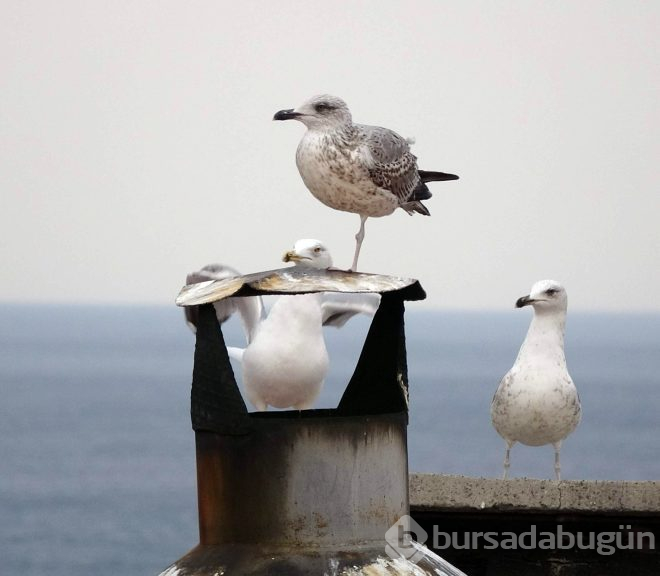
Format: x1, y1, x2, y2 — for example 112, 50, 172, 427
1, 1, 658, 311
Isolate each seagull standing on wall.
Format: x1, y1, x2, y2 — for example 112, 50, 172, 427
274, 95, 459, 271
491, 280, 581, 480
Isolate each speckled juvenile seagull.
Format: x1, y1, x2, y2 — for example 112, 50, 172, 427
274, 95, 459, 271
491, 280, 581, 480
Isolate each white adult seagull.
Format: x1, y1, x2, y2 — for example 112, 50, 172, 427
188, 239, 379, 411
491, 280, 581, 480
274, 95, 459, 271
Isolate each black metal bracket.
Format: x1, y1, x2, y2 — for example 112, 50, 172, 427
190, 282, 424, 434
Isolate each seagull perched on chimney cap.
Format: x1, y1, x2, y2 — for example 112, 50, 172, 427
219, 239, 380, 411
274, 95, 458, 271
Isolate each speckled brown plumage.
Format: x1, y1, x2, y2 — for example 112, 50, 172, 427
274, 94, 458, 269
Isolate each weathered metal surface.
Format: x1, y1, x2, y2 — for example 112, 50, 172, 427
189, 302, 250, 436
159, 541, 467, 576
175, 267, 426, 307
338, 292, 409, 416
196, 413, 408, 546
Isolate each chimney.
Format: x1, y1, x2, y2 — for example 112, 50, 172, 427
160, 269, 467, 575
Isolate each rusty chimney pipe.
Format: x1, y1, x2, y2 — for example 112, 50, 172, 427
161, 269, 466, 576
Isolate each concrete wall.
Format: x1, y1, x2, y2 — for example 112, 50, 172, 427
409, 474, 660, 576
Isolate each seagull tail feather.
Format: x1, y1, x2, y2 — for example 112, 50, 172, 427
418, 170, 459, 182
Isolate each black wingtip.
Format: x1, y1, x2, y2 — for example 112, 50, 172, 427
419, 170, 459, 182
401, 200, 431, 216
412, 181, 432, 201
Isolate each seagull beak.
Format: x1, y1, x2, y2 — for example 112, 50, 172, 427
516, 295, 535, 308
283, 250, 302, 263
273, 108, 302, 121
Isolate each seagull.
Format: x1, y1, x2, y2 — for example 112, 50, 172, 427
193, 239, 379, 411
491, 280, 581, 480
273, 95, 459, 271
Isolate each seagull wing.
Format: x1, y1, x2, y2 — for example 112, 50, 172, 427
491, 371, 512, 408
358, 124, 420, 204
226, 346, 245, 363
320, 292, 381, 328
183, 264, 265, 341
184, 265, 242, 332
234, 295, 265, 344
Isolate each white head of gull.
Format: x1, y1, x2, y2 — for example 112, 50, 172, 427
491, 280, 581, 480
274, 95, 459, 271
282, 238, 334, 269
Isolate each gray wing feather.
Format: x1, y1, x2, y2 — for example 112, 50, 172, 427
357, 124, 421, 203
184, 264, 265, 337
491, 371, 512, 410
320, 292, 381, 328
235, 296, 265, 344
359, 125, 411, 164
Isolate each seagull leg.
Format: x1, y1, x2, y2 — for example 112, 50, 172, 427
293, 401, 313, 410
553, 441, 562, 480
350, 215, 368, 272
503, 440, 514, 479
246, 391, 268, 412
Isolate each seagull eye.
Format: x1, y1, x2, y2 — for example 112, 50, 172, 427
313, 247, 322, 253
314, 102, 333, 113
545, 288, 558, 296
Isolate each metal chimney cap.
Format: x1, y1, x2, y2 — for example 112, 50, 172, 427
175, 267, 425, 307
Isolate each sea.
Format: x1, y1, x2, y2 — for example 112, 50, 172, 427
1, 303, 658, 575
